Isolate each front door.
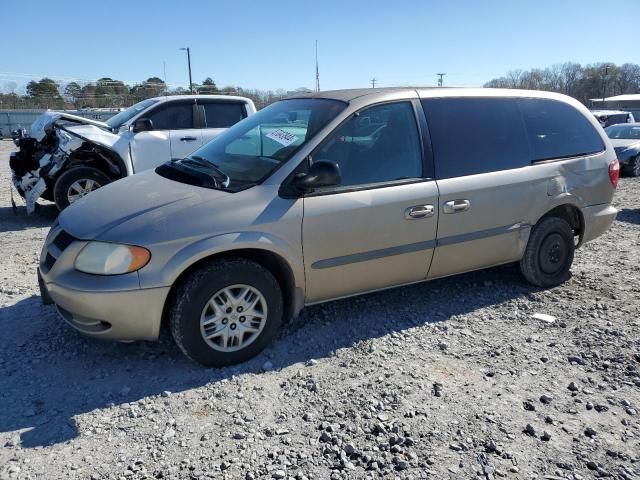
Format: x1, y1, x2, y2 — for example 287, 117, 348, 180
130, 99, 199, 172
302, 101, 438, 303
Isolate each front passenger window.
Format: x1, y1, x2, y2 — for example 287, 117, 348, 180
315, 102, 422, 187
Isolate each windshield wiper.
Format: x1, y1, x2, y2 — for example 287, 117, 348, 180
180, 156, 230, 187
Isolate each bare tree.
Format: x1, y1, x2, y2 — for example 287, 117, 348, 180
485, 62, 640, 105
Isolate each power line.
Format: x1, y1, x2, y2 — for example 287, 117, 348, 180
0, 72, 191, 91
437, 73, 446, 87
370, 78, 377, 88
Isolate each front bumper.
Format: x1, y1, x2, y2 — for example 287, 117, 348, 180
39, 224, 170, 341
581, 203, 618, 244
45, 281, 170, 341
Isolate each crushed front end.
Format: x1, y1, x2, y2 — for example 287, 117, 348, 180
9, 113, 94, 213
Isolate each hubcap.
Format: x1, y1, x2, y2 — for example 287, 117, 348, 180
67, 179, 100, 204
199, 284, 267, 352
539, 233, 567, 275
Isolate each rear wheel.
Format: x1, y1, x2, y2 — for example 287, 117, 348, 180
520, 217, 575, 288
624, 156, 640, 177
53, 166, 111, 211
169, 258, 283, 367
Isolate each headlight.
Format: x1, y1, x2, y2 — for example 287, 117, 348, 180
75, 242, 151, 275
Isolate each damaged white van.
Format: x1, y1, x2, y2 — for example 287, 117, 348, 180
10, 95, 256, 212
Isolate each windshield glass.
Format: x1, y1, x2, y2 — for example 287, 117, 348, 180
160, 98, 346, 189
605, 124, 640, 140
106, 98, 159, 129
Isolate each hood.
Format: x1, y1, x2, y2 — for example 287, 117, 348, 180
62, 123, 121, 150
610, 138, 640, 150
58, 170, 230, 239
31, 112, 111, 141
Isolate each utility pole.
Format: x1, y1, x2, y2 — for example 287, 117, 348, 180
163, 60, 167, 96
601, 64, 610, 103
437, 73, 446, 87
180, 47, 193, 94
315, 40, 320, 92
370, 78, 377, 88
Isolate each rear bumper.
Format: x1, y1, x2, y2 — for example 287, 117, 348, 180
582, 203, 618, 244
45, 281, 170, 341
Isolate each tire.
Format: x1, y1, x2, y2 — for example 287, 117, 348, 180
623, 156, 640, 177
520, 217, 575, 288
53, 166, 111, 211
169, 258, 284, 367
41, 189, 53, 202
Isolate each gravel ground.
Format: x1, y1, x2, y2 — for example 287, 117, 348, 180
0, 139, 639, 480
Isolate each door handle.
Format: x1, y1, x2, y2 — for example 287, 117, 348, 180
443, 199, 471, 214
405, 204, 435, 219
180, 136, 197, 142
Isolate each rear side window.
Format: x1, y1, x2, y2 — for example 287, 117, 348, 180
202, 102, 245, 128
518, 98, 604, 161
422, 98, 529, 179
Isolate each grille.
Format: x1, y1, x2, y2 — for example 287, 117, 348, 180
44, 253, 56, 271
41, 227, 78, 273
53, 230, 76, 251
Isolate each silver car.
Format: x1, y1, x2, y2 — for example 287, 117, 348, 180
38, 88, 619, 367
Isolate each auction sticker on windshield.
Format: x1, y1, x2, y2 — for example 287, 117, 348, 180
266, 129, 298, 147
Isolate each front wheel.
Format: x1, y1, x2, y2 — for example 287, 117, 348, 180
169, 258, 284, 367
520, 217, 575, 288
53, 166, 111, 211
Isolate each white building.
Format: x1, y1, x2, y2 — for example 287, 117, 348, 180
590, 94, 640, 121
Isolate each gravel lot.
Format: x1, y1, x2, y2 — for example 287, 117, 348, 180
0, 139, 639, 480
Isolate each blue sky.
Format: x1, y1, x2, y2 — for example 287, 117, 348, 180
2, 0, 637, 92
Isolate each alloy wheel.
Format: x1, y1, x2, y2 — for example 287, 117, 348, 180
199, 284, 268, 352
67, 179, 100, 204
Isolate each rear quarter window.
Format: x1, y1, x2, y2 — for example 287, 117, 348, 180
422, 97, 529, 179
202, 102, 245, 128
518, 98, 604, 162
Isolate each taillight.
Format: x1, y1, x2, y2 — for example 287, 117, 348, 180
609, 159, 620, 188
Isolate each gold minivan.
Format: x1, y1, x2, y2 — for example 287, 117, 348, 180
39, 88, 619, 366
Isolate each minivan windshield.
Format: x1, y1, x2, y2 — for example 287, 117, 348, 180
106, 98, 159, 129
605, 124, 640, 140
158, 98, 346, 190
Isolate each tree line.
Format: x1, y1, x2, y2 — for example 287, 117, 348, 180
0, 76, 311, 111
2, 62, 639, 112
484, 62, 640, 105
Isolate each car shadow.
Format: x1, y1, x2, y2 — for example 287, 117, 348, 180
0, 264, 537, 448
0, 203, 58, 233
616, 208, 640, 226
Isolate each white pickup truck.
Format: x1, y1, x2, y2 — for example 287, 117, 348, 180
10, 95, 256, 212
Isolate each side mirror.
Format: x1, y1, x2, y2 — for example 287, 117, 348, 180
294, 160, 341, 193
132, 118, 153, 133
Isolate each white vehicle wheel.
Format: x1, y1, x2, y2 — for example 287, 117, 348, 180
53, 167, 111, 211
